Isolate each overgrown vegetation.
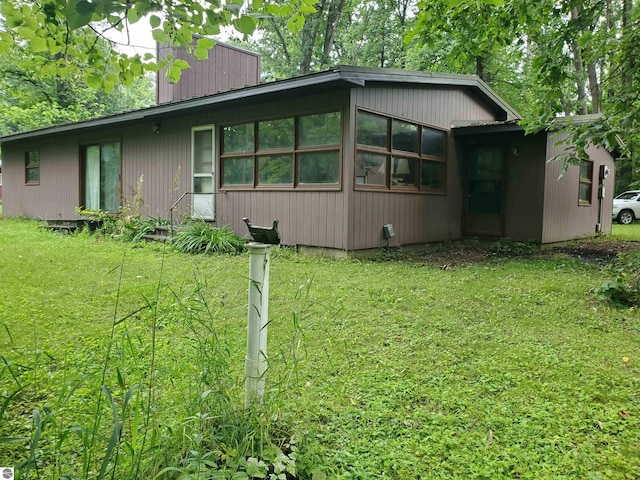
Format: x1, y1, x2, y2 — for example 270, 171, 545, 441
172, 222, 247, 255
1, 218, 639, 479
597, 252, 640, 307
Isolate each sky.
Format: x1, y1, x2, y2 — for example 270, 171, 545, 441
104, 19, 156, 57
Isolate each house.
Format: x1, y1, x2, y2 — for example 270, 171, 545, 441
0, 42, 615, 255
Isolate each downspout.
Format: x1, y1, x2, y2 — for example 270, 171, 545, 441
596, 165, 611, 233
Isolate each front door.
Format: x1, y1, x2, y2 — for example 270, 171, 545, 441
464, 146, 505, 237
192, 126, 215, 220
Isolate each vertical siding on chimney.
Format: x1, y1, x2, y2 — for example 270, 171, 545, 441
156, 41, 260, 104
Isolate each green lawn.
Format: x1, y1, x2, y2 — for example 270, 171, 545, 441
1, 217, 639, 479
612, 222, 640, 241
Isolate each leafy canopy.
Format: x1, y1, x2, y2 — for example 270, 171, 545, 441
0, 0, 319, 91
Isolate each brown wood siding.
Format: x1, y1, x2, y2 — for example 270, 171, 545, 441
209, 91, 351, 249
2, 138, 81, 219
501, 135, 546, 241
157, 42, 260, 104
541, 132, 615, 243
346, 86, 497, 250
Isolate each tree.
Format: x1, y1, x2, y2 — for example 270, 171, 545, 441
0, 0, 319, 91
0, 39, 155, 136
252, 0, 418, 80
411, 0, 640, 190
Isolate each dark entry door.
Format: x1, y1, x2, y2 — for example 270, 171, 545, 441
464, 146, 505, 237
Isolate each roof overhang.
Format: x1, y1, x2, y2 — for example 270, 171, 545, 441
0, 65, 520, 144
452, 119, 525, 136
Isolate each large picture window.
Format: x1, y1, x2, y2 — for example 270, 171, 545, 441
220, 111, 341, 188
82, 142, 121, 212
355, 110, 447, 193
578, 159, 593, 205
25, 151, 40, 185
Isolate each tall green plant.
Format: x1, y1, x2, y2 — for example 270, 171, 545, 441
172, 223, 246, 255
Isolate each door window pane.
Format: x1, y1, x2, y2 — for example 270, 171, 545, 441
84, 143, 120, 212
299, 112, 341, 147
194, 176, 214, 194
223, 157, 254, 185
355, 152, 387, 185
85, 146, 100, 210
194, 129, 213, 174
100, 143, 120, 212
299, 151, 340, 184
258, 154, 294, 184
258, 118, 294, 150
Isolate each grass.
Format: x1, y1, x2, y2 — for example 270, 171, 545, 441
612, 222, 640, 241
1, 217, 640, 478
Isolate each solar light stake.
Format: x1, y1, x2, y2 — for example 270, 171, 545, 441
245, 243, 272, 407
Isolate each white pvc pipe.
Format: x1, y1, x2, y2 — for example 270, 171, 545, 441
245, 243, 271, 407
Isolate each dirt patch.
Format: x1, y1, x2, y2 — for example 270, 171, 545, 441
399, 239, 640, 268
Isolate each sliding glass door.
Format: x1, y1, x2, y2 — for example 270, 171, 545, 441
83, 142, 121, 212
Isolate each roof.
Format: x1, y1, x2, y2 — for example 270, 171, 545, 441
0, 65, 520, 143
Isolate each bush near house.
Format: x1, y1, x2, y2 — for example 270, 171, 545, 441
0, 218, 639, 479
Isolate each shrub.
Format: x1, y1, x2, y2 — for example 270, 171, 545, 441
172, 222, 246, 255
596, 252, 640, 306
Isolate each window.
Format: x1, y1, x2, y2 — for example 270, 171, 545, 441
193, 127, 214, 194
25, 151, 40, 184
82, 142, 120, 212
220, 112, 341, 188
355, 110, 447, 193
579, 159, 593, 205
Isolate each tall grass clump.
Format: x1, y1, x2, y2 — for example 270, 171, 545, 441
0, 239, 309, 479
172, 222, 246, 255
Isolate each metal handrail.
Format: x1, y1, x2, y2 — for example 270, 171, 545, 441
169, 191, 192, 236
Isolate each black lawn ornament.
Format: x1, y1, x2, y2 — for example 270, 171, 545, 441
243, 218, 281, 245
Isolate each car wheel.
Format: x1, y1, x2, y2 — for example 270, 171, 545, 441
617, 209, 635, 225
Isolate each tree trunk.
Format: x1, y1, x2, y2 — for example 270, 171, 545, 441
321, 0, 346, 67
587, 61, 601, 113
300, 0, 328, 74
569, 7, 589, 115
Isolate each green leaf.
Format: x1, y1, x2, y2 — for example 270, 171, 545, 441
31, 36, 48, 52
265, 4, 282, 15
47, 37, 63, 54
234, 15, 256, 35
85, 72, 102, 89
194, 46, 209, 60
196, 37, 215, 49
127, 7, 139, 24
65, 0, 95, 29
19, 26, 35, 39
286, 13, 305, 33
173, 59, 191, 70
151, 28, 168, 44
299, 4, 317, 14
0, 436, 29, 444
167, 65, 182, 83
149, 14, 161, 28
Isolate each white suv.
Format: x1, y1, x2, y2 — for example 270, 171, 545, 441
613, 191, 640, 224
